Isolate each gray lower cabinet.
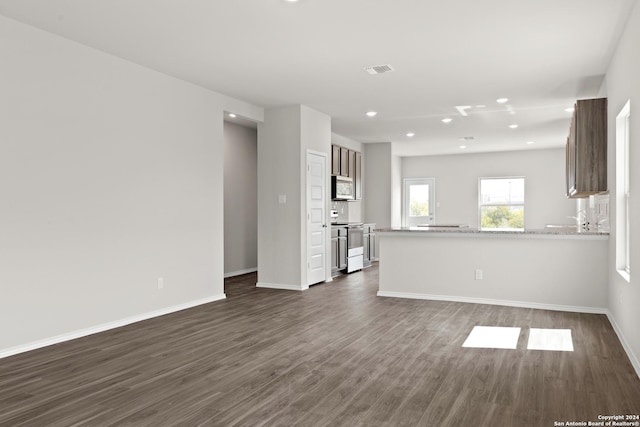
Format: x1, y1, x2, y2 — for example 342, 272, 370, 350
331, 226, 348, 275
333, 225, 372, 274
338, 236, 347, 270
363, 235, 370, 266
370, 232, 376, 260
363, 223, 376, 266
330, 237, 339, 272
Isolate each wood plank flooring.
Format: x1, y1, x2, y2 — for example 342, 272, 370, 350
1, 264, 639, 426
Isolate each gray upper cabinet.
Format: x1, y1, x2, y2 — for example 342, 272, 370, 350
348, 150, 356, 179
332, 145, 341, 176
340, 147, 349, 177
355, 152, 362, 200
566, 98, 607, 198
331, 144, 363, 199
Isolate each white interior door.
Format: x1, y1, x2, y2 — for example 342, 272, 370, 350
403, 178, 436, 227
307, 152, 327, 285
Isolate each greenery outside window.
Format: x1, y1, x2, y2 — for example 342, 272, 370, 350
479, 177, 525, 230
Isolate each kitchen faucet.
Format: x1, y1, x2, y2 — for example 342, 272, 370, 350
567, 210, 588, 231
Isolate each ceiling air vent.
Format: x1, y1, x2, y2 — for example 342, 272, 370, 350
364, 64, 395, 75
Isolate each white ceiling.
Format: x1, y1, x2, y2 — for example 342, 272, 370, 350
0, 0, 635, 156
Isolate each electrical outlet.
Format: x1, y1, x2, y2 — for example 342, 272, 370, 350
475, 269, 483, 280
158, 277, 164, 289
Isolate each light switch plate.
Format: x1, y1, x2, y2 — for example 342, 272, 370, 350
278, 194, 286, 204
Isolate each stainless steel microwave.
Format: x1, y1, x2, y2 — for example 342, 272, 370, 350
331, 175, 354, 200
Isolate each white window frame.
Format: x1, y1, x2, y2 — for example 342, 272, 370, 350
616, 100, 631, 282
478, 177, 525, 231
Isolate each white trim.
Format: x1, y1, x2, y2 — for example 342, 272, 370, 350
224, 267, 258, 278
376, 290, 607, 314
617, 269, 631, 283
0, 294, 226, 359
306, 148, 327, 157
606, 311, 640, 380
256, 282, 309, 291
615, 100, 631, 277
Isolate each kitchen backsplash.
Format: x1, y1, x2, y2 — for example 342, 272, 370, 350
576, 193, 609, 232
331, 200, 363, 223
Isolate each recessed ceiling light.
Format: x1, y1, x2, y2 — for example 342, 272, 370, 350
526, 141, 535, 145
476, 105, 486, 108
366, 111, 377, 117
496, 98, 509, 104
441, 118, 453, 124
455, 106, 471, 116
565, 107, 574, 113
509, 124, 519, 129
459, 145, 467, 149
228, 113, 237, 118
406, 132, 415, 137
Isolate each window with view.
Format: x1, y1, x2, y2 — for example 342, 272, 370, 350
479, 177, 525, 230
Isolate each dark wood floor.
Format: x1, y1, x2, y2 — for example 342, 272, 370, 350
1, 264, 639, 426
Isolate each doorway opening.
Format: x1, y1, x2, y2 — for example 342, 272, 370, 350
223, 119, 258, 279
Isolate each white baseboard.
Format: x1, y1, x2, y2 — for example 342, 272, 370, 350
606, 311, 640, 380
376, 291, 608, 315
224, 267, 257, 278
256, 282, 309, 291
0, 294, 226, 360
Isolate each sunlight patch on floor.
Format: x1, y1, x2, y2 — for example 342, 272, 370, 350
527, 328, 574, 352
462, 326, 521, 349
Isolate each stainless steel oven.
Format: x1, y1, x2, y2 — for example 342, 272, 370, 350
347, 224, 364, 273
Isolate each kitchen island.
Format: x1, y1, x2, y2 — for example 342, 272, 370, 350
376, 227, 609, 313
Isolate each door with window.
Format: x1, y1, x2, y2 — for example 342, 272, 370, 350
403, 178, 436, 227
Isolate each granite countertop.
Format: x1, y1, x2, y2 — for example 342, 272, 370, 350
375, 226, 609, 238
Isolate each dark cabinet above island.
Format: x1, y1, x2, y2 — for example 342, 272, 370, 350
566, 97, 607, 198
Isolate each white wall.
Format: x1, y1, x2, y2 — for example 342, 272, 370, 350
364, 143, 393, 227
300, 106, 332, 285
224, 122, 257, 277
391, 155, 402, 227
0, 16, 263, 355
257, 105, 331, 289
378, 233, 608, 312
604, 0, 640, 376
402, 148, 575, 229
257, 107, 302, 289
